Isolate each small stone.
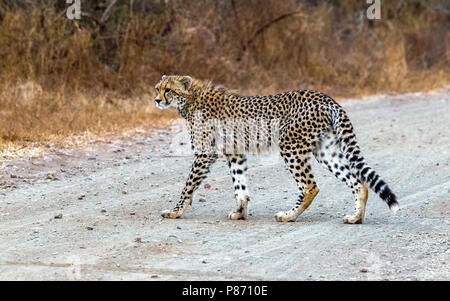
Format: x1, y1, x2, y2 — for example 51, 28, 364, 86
122, 191, 127, 195
176, 226, 182, 230
86, 226, 94, 230
46, 173, 57, 180
78, 194, 85, 200
135, 237, 142, 243
204, 184, 211, 189
151, 275, 158, 278
360, 268, 368, 273
100, 209, 107, 213
54, 213, 63, 219
202, 260, 207, 264
199, 198, 207, 203
130, 212, 135, 216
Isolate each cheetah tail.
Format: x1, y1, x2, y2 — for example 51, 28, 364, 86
331, 107, 399, 212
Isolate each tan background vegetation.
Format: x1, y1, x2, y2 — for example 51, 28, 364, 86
0, 0, 448, 146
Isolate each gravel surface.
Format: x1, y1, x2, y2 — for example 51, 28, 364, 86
0, 89, 449, 280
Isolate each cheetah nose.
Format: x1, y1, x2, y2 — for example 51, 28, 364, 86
155, 98, 161, 104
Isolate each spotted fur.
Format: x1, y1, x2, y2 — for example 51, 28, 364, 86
155, 75, 399, 223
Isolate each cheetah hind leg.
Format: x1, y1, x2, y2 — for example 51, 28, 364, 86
275, 149, 320, 222
275, 185, 319, 222
313, 130, 369, 224
343, 184, 368, 224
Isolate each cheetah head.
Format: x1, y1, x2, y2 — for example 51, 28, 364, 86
154, 75, 193, 110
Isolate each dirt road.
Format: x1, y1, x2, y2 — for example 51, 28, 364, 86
1, 89, 449, 280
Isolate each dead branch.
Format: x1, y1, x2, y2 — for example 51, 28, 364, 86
101, 0, 118, 24
243, 11, 305, 52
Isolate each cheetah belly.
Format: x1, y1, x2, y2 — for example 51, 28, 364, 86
211, 118, 281, 155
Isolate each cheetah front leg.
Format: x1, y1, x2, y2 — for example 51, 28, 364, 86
161, 154, 218, 219
226, 154, 250, 220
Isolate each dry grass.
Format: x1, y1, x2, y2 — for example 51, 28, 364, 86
0, 81, 174, 143
0, 0, 449, 150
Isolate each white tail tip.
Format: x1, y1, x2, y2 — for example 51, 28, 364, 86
390, 202, 400, 213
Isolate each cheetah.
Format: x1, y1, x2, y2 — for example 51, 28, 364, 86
154, 75, 399, 223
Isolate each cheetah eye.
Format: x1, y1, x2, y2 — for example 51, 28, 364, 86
165, 88, 171, 93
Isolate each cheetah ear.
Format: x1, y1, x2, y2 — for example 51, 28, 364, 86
162, 74, 167, 79
180, 76, 193, 90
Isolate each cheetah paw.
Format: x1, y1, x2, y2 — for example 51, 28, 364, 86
274, 211, 297, 222
161, 209, 181, 219
343, 214, 363, 224
228, 211, 246, 220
